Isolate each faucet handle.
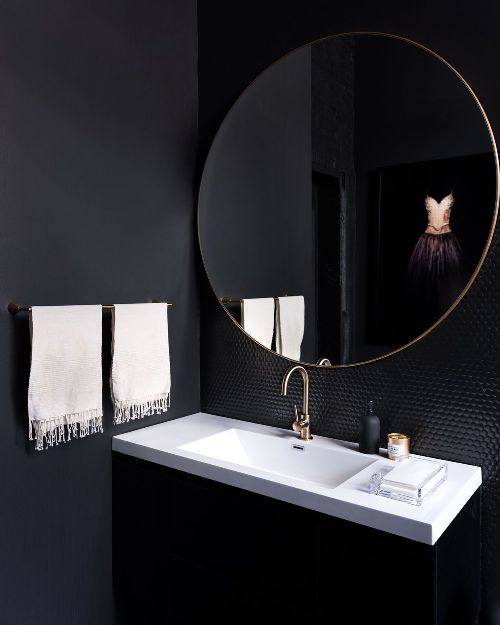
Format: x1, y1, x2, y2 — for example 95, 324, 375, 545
294, 404, 299, 421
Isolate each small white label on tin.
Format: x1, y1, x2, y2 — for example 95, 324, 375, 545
388, 443, 406, 458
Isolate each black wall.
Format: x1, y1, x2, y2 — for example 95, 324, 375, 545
198, 2, 500, 623
0, 2, 198, 624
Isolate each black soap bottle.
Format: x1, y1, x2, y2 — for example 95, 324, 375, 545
359, 400, 380, 454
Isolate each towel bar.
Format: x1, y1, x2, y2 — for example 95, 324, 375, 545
220, 295, 296, 305
220, 298, 243, 306
8, 301, 172, 314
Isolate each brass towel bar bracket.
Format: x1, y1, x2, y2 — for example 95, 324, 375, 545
7, 301, 172, 314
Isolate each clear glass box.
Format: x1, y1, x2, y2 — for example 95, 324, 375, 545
370, 456, 448, 506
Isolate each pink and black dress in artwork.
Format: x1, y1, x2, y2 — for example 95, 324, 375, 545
406, 193, 464, 332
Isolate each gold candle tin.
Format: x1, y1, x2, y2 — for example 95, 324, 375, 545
387, 433, 410, 460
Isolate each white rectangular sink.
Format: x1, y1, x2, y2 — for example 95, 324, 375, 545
112, 412, 482, 545
179, 427, 376, 488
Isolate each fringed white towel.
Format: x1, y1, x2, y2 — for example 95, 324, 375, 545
241, 298, 275, 348
28, 306, 103, 451
275, 296, 305, 361
111, 303, 171, 424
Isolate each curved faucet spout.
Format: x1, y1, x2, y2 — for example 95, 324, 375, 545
316, 357, 332, 366
281, 364, 309, 420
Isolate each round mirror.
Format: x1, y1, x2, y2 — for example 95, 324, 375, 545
198, 33, 498, 366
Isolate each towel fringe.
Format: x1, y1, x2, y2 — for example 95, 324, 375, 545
113, 393, 170, 425
29, 409, 103, 451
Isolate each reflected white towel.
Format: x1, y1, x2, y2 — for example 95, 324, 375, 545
275, 296, 305, 360
111, 303, 171, 424
241, 298, 275, 349
28, 305, 103, 451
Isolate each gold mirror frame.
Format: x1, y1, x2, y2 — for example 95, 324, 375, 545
198, 32, 499, 368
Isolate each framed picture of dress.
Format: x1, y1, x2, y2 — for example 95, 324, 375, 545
366, 152, 496, 347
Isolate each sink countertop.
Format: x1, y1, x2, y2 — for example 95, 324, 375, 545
112, 412, 481, 545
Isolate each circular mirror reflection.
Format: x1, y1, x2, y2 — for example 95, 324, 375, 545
198, 33, 498, 366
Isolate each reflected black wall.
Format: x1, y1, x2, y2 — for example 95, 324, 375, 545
199, 47, 317, 361
198, 2, 500, 623
312, 37, 355, 362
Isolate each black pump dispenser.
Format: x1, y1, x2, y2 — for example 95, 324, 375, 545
359, 400, 380, 454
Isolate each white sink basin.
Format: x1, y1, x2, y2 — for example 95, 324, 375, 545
179, 427, 376, 488
112, 412, 482, 545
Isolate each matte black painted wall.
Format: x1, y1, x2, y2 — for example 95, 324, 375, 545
0, 2, 198, 624
198, 2, 500, 623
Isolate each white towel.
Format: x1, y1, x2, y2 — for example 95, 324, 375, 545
241, 298, 275, 348
275, 296, 305, 360
111, 303, 171, 424
28, 305, 103, 451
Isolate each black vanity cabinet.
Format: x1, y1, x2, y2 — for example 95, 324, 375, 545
113, 453, 480, 625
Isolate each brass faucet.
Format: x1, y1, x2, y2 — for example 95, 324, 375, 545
316, 357, 332, 366
280, 365, 311, 440
316, 358, 332, 367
